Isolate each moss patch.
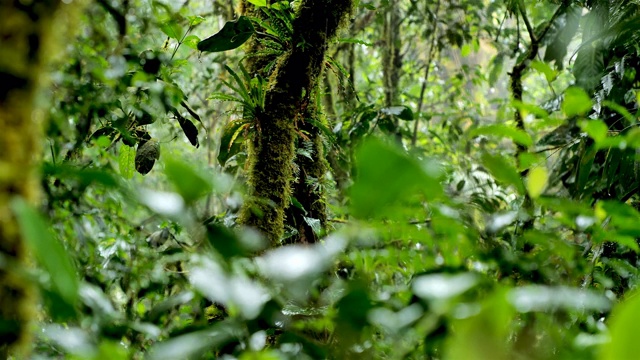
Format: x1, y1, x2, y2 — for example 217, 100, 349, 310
239, 0, 354, 244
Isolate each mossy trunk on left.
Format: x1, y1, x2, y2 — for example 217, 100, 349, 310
239, 0, 353, 244
0, 0, 65, 357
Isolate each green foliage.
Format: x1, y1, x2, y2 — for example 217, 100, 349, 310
197, 16, 255, 53
16, 0, 640, 359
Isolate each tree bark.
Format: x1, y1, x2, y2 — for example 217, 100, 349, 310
0, 0, 66, 356
239, 0, 353, 244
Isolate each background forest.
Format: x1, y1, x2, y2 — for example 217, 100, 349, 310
4, 0, 640, 359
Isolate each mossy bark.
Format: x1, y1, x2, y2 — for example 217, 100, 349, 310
0, 0, 66, 356
286, 98, 329, 244
381, 1, 403, 141
239, 0, 353, 244
239, 2, 272, 78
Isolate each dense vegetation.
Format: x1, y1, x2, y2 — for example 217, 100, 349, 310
5, 0, 640, 358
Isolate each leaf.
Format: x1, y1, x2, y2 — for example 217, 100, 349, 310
197, 16, 255, 53
579, 119, 608, 144
218, 119, 249, 165
380, 105, 414, 120
180, 101, 202, 124
182, 35, 201, 50
175, 113, 200, 147
600, 290, 640, 360
468, 124, 533, 147
135, 139, 160, 175
530, 60, 557, 82
164, 158, 212, 203
445, 289, 514, 360
526, 166, 548, 199
11, 199, 79, 307
480, 152, 525, 194
246, 0, 267, 6
562, 87, 592, 117
413, 273, 478, 301
159, 20, 184, 40
118, 144, 135, 179
350, 138, 442, 218
543, 5, 581, 69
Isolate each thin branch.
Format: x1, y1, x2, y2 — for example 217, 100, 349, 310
411, 0, 441, 146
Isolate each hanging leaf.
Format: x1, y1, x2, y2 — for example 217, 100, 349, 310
135, 139, 160, 175
180, 101, 202, 125
197, 16, 255, 53
118, 144, 135, 179
543, 5, 581, 69
175, 113, 200, 147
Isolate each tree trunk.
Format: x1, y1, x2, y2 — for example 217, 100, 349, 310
0, 0, 66, 356
239, 0, 353, 244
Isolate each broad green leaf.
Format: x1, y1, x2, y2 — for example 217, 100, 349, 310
562, 86, 592, 117
182, 35, 201, 50
445, 289, 514, 360
530, 60, 557, 82
197, 16, 255, 53
11, 199, 79, 307
468, 124, 533, 147
188, 15, 205, 27
246, 0, 267, 6
118, 144, 135, 179
159, 20, 184, 40
600, 290, 640, 360
579, 119, 608, 144
480, 152, 524, 194
350, 138, 442, 218
164, 158, 212, 203
526, 166, 548, 199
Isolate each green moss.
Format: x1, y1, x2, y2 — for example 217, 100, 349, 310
0, 1, 68, 357
239, 0, 354, 244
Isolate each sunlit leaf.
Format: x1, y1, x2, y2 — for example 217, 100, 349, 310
118, 144, 135, 179
562, 86, 592, 117
526, 166, 548, 199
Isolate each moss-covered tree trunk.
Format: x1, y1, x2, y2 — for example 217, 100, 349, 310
239, 0, 353, 244
286, 97, 329, 244
382, 0, 403, 141
0, 0, 65, 356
